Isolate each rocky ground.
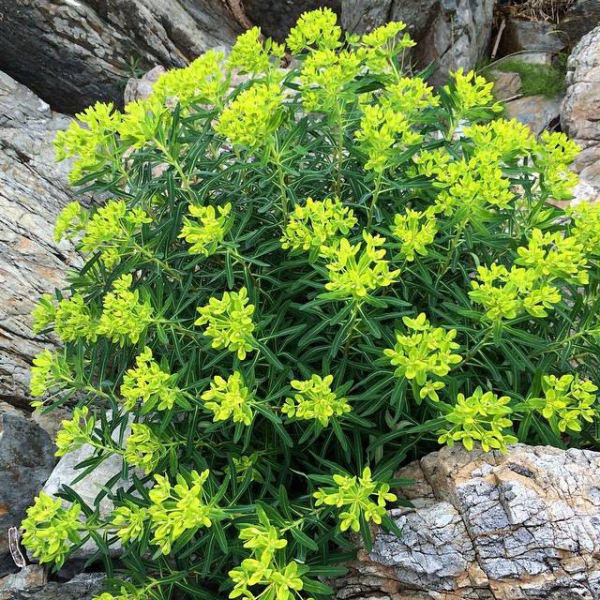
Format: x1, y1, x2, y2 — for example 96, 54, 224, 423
0, 0, 599, 598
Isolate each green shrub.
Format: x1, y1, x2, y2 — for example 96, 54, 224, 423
494, 58, 566, 98
23, 9, 600, 600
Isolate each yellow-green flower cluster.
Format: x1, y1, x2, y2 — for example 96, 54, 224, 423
438, 388, 517, 452
383, 77, 438, 116
355, 103, 422, 173
80, 200, 152, 267
527, 374, 597, 434
228, 27, 284, 75
463, 119, 536, 161
97, 274, 153, 346
280, 197, 357, 255
536, 131, 580, 199
111, 504, 148, 544
282, 374, 350, 427
30, 349, 73, 399
313, 467, 397, 532
321, 232, 400, 301
227, 453, 264, 484
229, 509, 305, 600
55, 294, 97, 343
54, 102, 121, 183
471, 228, 588, 321
215, 83, 284, 150
195, 287, 256, 359
153, 49, 228, 107
120, 347, 180, 412
359, 22, 415, 73
55, 406, 95, 457
298, 48, 362, 113
125, 423, 167, 474
568, 201, 600, 256
445, 68, 500, 116
148, 469, 225, 554
179, 203, 232, 257
384, 313, 462, 402
118, 98, 164, 149
469, 264, 561, 321
432, 154, 514, 216
21, 493, 83, 568
201, 372, 254, 425
286, 7, 342, 54
54, 201, 86, 243
515, 228, 589, 285
391, 208, 438, 261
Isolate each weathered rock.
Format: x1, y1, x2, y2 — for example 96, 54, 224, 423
561, 25, 600, 188
0, 404, 56, 576
0, 0, 242, 114
505, 93, 562, 134
342, 0, 495, 86
492, 71, 522, 101
243, 0, 341, 41
498, 18, 566, 57
0, 565, 47, 599
42, 414, 135, 560
0, 71, 82, 411
333, 444, 600, 599
0, 572, 104, 600
560, 0, 600, 48
123, 65, 166, 104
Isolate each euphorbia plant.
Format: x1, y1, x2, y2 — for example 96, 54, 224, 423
23, 8, 600, 600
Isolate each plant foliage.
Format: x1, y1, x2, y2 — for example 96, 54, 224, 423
23, 9, 600, 600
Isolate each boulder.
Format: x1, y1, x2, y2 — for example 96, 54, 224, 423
497, 19, 566, 58
342, 0, 495, 86
561, 25, 600, 196
0, 0, 242, 114
560, 0, 600, 48
505, 93, 562, 134
492, 71, 522, 101
0, 404, 56, 576
0, 71, 82, 412
0, 570, 104, 600
243, 0, 341, 42
333, 444, 600, 599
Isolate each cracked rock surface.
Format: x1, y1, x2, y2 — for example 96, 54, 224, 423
561, 25, 600, 203
333, 444, 600, 599
0, 0, 241, 114
0, 71, 82, 411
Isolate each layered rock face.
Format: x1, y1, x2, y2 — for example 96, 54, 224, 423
0, 71, 81, 410
342, 0, 495, 85
562, 25, 600, 201
334, 445, 600, 599
0, 0, 242, 113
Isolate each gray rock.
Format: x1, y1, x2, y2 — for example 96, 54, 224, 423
124, 65, 166, 104
492, 71, 522, 100
0, 71, 82, 411
41, 413, 136, 560
0, 571, 104, 600
244, 0, 341, 42
333, 444, 600, 599
0, 0, 242, 114
342, 0, 495, 86
498, 19, 567, 57
560, 0, 600, 48
0, 404, 56, 575
561, 25, 600, 188
505, 93, 562, 134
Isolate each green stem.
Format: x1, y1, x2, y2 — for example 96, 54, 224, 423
335, 107, 344, 196
272, 149, 289, 223
367, 173, 384, 229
